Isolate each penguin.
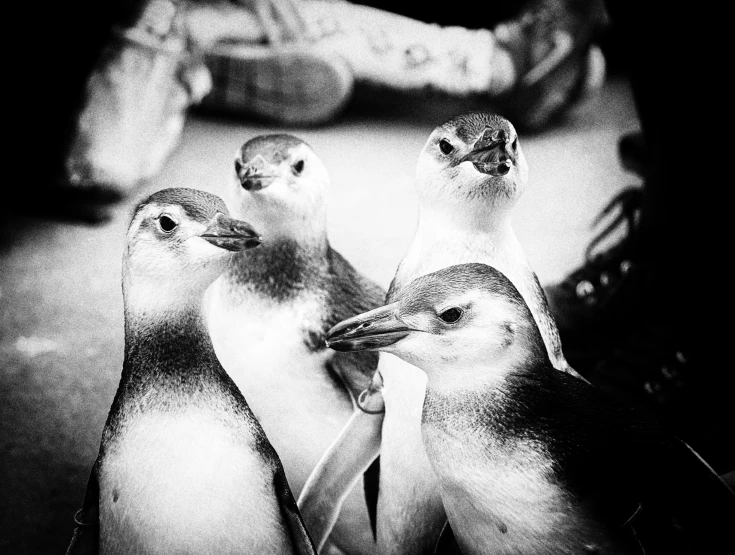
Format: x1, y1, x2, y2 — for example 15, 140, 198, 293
305, 112, 581, 554
380, 111, 587, 553
326, 262, 735, 555
66, 188, 316, 555
393, 110, 570, 371
205, 135, 385, 555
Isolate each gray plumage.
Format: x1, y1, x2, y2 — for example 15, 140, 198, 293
328, 263, 735, 555
207, 136, 384, 555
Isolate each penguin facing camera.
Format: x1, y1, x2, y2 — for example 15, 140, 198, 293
303, 111, 579, 554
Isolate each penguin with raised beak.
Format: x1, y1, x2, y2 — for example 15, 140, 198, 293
302, 112, 579, 553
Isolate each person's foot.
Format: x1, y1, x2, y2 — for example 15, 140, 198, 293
64, 0, 210, 192
200, 42, 354, 126
494, 0, 608, 129
187, 0, 354, 127
546, 198, 732, 471
546, 130, 733, 471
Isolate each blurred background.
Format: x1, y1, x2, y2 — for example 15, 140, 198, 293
2, 0, 698, 552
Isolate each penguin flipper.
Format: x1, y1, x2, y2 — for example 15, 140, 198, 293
65, 462, 100, 555
324, 248, 385, 392
297, 408, 382, 550
325, 248, 386, 322
528, 271, 586, 380
273, 469, 318, 555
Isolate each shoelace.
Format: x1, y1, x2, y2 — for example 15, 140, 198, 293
585, 186, 642, 263
568, 186, 642, 301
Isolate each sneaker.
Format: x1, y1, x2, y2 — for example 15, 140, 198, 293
545, 186, 645, 370
200, 41, 354, 126
494, 0, 608, 129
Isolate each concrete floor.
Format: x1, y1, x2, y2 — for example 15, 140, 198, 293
0, 77, 639, 553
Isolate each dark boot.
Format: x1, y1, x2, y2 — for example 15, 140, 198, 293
545, 133, 647, 371
546, 127, 734, 471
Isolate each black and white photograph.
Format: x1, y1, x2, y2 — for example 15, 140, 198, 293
2, 0, 733, 553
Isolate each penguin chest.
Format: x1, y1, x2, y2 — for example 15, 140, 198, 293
99, 409, 291, 555
423, 427, 616, 555
207, 286, 353, 493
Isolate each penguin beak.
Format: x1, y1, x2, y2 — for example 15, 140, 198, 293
461, 128, 516, 176
200, 212, 262, 251
237, 154, 278, 192
326, 303, 411, 352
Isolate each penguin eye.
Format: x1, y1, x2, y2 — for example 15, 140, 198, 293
292, 160, 305, 175
438, 139, 454, 155
438, 307, 463, 324
158, 214, 178, 233
512, 138, 518, 150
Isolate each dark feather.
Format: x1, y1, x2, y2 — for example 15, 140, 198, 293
225, 239, 322, 304
227, 236, 387, 533
105, 311, 270, 459
323, 247, 385, 392
431, 362, 735, 554
238, 134, 306, 165
441, 111, 511, 145
322, 247, 385, 534
363, 457, 381, 540
133, 188, 228, 222
273, 469, 318, 555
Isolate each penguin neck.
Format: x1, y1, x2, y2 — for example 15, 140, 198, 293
224, 236, 329, 302
423, 355, 553, 440
121, 259, 224, 377
123, 297, 219, 381
422, 328, 551, 430
416, 199, 514, 239
234, 189, 329, 250
390, 204, 520, 300
423, 381, 508, 433
401, 200, 517, 280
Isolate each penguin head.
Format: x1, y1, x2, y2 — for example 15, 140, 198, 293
231, 134, 329, 244
124, 188, 261, 311
327, 263, 547, 391
416, 112, 528, 211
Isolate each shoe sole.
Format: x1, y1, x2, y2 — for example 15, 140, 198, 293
202, 43, 354, 126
